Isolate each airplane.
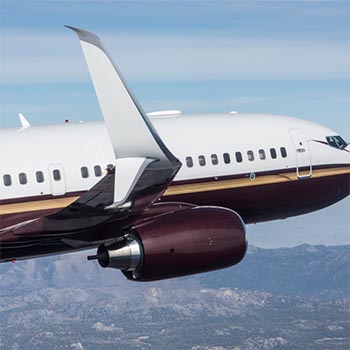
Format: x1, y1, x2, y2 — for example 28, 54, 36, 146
0, 26, 349, 281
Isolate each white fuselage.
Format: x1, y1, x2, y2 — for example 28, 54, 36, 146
0, 112, 348, 202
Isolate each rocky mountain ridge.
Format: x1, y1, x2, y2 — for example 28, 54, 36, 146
1, 244, 349, 350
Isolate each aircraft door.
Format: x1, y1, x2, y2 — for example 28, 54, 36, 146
48, 164, 67, 196
289, 128, 312, 179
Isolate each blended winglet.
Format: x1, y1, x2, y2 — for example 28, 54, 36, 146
66, 25, 178, 162
65, 25, 101, 44
67, 26, 181, 208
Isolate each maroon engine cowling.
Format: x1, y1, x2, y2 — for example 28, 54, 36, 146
92, 206, 247, 281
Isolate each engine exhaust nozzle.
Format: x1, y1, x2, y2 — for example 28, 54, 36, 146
88, 234, 142, 271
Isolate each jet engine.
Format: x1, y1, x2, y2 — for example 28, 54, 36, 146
88, 206, 247, 281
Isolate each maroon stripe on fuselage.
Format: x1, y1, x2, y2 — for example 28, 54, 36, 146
163, 172, 350, 223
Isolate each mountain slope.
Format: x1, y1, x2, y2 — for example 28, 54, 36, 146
1, 244, 348, 297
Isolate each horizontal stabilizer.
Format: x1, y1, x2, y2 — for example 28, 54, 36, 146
147, 110, 182, 118
18, 113, 31, 130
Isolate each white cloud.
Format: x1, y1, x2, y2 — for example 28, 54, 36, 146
1, 31, 349, 84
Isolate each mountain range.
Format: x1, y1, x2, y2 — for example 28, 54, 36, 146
1, 244, 348, 297
0, 244, 349, 350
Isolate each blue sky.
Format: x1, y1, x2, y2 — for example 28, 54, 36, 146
1, 0, 349, 246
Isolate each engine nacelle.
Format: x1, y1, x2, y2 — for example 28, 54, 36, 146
90, 206, 247, 281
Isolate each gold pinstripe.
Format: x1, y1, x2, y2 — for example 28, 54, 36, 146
0, 197, 79, 215
163, 167, 350, 196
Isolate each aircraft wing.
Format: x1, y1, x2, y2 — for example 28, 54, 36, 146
0, 27, 182, 260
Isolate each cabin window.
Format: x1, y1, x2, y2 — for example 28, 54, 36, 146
211, 154, 218, 165
235, 152, 243, 163
247, 150, 255, 161
270, 148, 277, 159
280, 147, 287, 158
81, 167, 89, 179
186, 156, 193, 168
223, 153, 231, 164
198, 155, 206, 166
19, 173, 27, 185
53, 169, 61, 181
36, 171, 44, 183
107, 164, 114, 171
259, 149, 266, 160
3, 174, 12, 186
94, 165, 102, 177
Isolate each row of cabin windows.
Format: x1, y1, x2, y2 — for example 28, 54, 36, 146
2, 165, 104, 187
80, 165, 103, 178
186, 147, 287, 168
3, 171, 48, 187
